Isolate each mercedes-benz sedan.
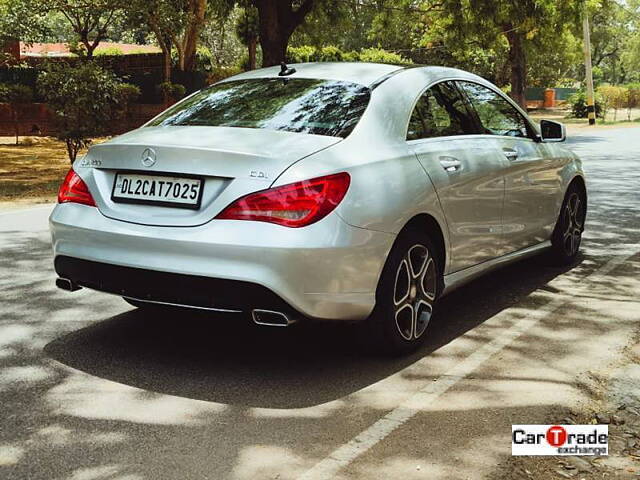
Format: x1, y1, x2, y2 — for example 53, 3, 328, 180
50, 62, 586, 354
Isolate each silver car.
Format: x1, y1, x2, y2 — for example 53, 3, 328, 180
50, 62, 586, 354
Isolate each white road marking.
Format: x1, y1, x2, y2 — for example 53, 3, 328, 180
298, 252, 636, 480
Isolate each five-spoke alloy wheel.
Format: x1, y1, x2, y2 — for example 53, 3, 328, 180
365, 230, 442, 355
393, 244, 437, 341
551, 184, 587, 265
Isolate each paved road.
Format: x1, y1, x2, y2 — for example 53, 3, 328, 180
1, 128, 640, 480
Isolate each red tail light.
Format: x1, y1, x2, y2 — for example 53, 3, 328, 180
216, 172, 350, 228
58, 169, 96, 207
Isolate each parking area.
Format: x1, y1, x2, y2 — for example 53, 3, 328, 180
1, 127, 640, 480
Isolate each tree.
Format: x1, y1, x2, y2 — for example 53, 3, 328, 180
426, 0, 587, 108
0, 0, 49, 64
172, 0, 208, 72
0, 83, 34, 145
235, 7, 260, 69
200, 7, 245, 68
47, 0, 124, 59
253, 0, 316, 66
124, 0, 181, 81
37, 61, 125, 162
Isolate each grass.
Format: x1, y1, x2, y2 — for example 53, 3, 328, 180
0, 137, 99, 203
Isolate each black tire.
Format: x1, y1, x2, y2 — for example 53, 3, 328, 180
363, 229, 442, 355
550, 183, 587, 265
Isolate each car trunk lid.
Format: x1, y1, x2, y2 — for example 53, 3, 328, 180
80, 126, 341, 227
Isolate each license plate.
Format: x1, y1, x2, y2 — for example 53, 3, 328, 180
112, 172, 203, 209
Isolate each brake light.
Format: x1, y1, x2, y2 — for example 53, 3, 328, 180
58, 169, 96, 207
216, 172, 350, 228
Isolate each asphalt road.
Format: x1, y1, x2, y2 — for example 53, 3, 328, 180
1, 128, 640, 480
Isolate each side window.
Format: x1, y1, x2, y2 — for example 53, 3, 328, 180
457, 81, 530, 138
406, 81, 477, 140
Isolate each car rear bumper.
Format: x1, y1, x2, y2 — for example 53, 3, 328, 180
49, 203, 395, 320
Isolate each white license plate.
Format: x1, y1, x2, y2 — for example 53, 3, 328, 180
112, 173, 203, 209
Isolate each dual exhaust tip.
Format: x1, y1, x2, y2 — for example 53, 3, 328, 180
251, 309, 297, 327
56, 277, 296, 327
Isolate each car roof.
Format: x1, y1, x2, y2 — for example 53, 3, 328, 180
223, 62, 405, 87
223, 62, 484, 88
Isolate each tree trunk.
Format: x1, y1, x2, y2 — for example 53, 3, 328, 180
164, 52, 171, 83
12, 106, 18, 145
248, 37, 257, 70
84, 43, 96, 59
182, 0, 208, 72
255, 0, 314, 67
505, 28, 527, 109
257, 1, 288, 67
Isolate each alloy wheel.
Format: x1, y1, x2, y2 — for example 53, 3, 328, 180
393, 244, 437, 341
562, 192, 585, 257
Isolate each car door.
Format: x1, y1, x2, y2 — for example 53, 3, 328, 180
408, 81, 507, 273
457, 81, 563, 255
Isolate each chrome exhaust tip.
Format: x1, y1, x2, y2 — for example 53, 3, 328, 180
251, 309, 297, 327
56, 278, 81, 292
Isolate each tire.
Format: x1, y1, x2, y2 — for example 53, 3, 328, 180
363, 229, 442, 355
550, 183, 587, 265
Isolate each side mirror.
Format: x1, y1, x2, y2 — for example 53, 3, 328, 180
539, 119, 566, 142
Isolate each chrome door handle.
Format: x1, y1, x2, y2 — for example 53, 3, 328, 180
503, 149, 519, 161
439, 156, 462, 172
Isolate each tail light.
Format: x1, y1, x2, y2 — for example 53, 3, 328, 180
58, 169, 96, 207
216, 172, 350, 228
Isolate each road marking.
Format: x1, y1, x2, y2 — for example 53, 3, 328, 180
0, 204, 54, 217
298, 252, 636, 480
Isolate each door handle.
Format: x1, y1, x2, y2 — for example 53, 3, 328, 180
439, 156, 462, 172
503, 148, 519, 161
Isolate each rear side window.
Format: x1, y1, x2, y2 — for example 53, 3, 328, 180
457, 81, 530, 138
407, 81, 477, 140
148, 78, 371, 138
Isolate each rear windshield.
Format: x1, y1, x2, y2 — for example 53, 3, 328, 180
148, 78, 371, 138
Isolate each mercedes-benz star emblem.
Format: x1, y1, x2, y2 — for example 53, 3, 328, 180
141, 148, 156, 167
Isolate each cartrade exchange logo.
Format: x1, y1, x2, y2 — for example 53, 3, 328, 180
512, 425, 608, 456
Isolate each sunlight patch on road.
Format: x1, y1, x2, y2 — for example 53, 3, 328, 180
0, 444, 24, 466
232, 445, 312, 480
251, 399, 345, 419
46, 371, 227, 425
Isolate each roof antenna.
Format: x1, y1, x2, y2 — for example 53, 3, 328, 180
279, 62, 296, 76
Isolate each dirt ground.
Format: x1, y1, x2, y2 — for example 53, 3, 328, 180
0, 137, 101, 205
495, 335, 640, 480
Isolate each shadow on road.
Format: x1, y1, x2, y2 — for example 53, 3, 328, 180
45, 254, 578, 409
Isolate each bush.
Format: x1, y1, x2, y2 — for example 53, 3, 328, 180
286, 45, 317, 63
598, 85, 628, 121
568, 91, 603, 119
286, 45, 412, 66
208, 66, 242, 84
318, 46, 344, 62
37, 61, 124, 162
95, 47, 124, 56
157, 81, 186, 101
358, 47, 412, 65
114, 83, 141, 119
624, 83, 640, 121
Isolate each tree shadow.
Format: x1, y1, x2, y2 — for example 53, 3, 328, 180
45, 253, 578, 409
